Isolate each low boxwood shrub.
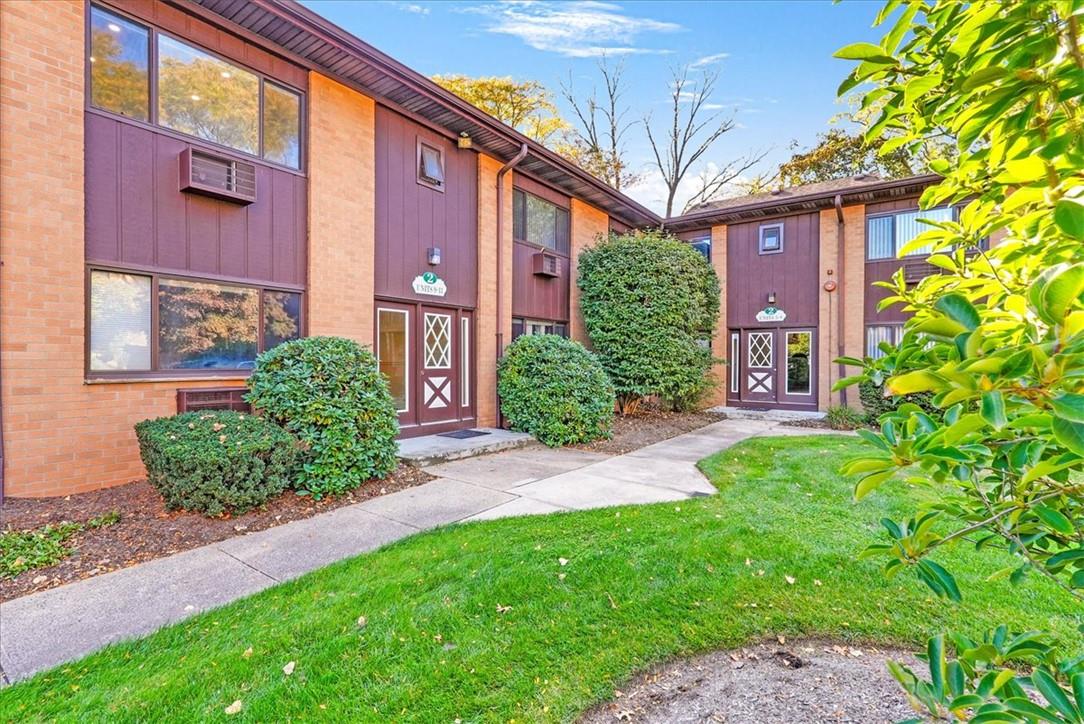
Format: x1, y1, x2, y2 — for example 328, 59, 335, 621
825, 404, 864, 431
135, 411, 297, 516
858, 378, 937, 423
498, 334, 615, 447
246, 336, 399, 497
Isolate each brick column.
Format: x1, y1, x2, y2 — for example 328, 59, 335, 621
475, 154, 513, 427
707, 224, 729, 406
569, 199, 609, 346
818, 204, 865, 409
307, 73, 376, 347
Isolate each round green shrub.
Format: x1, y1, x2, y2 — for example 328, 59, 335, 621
246, 336, 399, 498
578, 230, 720, 412
135, 411, 297, 516
497, 334, 615, 447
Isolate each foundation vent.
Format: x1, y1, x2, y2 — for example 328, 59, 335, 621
533, 251, 562, 277
176, 387, 251, 414
180, 148, 257, 204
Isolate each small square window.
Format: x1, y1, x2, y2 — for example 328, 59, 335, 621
759, 224, 783, 254
418, 141, 445, 190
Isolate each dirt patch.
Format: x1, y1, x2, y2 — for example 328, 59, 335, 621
780, 418, 833, 430
580, 638, 923, 723
0, 464, 433, 602
576, 407, 726, 455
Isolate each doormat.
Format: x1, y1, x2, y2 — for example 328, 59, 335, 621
437, 429, 491, 440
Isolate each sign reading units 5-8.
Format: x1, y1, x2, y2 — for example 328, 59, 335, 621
755, 306, 787, 323
412, 272, 448, 297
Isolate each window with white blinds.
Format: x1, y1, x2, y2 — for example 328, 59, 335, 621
866, 325, 903, 359
866, 207, 954, 260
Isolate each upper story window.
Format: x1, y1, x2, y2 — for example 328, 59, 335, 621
689, 237, 711, 261
89, 6, 149, 121
87, 5, 303, 170
417, 141, 445, 190
513, 188, 570, 255
867, 207, 954, 260
759, 223, 783, 254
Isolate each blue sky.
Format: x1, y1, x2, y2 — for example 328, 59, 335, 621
301, 1, 886, 214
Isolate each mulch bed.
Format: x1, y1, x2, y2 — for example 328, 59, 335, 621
576, 406, 727, 456
579, 638, 922, 723
0, 464, 433, 602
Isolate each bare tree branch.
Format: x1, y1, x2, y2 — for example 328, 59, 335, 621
682, 148, 771, 213
561, 57, 638, 190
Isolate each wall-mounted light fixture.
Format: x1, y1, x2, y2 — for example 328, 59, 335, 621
767, 291, 776, 305
457, 132, 472, 150
427, 247, 442, 266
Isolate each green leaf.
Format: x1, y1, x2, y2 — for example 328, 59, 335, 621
1040, 263, 1084, 323
834, 42, 896, 63
1053, 416, 1084, 456
1031, 669, 1077, 720
855, 470, 894, 500
887, 370, 945, 395
1035, 506, 1075, 536
1055, 197, 1084, 241
1052, 393, 1084, 423
934, 293, 981, 331
980, 391, 1007, 429
960, 66, 1009, 92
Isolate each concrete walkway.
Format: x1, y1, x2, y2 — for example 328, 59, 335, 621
0, 418, 786, 683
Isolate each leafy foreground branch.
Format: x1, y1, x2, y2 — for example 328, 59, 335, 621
835, 0, 1084, 720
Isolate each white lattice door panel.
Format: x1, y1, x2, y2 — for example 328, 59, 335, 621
423, 313, 452, 369
419, 309, 457, 423
423, 375, 450, 409
742, 330, 777, 402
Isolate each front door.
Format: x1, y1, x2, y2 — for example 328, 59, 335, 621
420, 307, 456, 424
742, 329, 776, 403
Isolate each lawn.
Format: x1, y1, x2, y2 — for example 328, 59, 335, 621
2, 435, 1079, 722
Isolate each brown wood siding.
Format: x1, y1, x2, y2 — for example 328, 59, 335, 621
609, 217, 631, 235
85, 113, 306, 287
374, 105, 478, 308
725, 213, 819, 328
105, 0, 307, 90
512, 173, 570, 209
864, 196, 921, 325
511, 241, 570, 321
676, 229, 711, 241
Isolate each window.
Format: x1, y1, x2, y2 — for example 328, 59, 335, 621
513, 189, 571, 254
86, 5, 303, 169
263, 83, 301, 168
785, 331, 812, 395
377, 309, 409, 412
461, 317, 470, 407
866, 207, 955, 260
157, 35, 259, 155
729, 332, 739, 393
759, 223, 783, 254
690, 237, 711, 261
511, 318, 568, 340
866, 324, 903, 359
88, 269, 302, 375
89, 6, 149, 121
89, 271, 152, 371
417, 142, 445, 190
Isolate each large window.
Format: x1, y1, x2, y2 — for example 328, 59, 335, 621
867, 207, 954, 260
377, 309, 409, 412
513, 189, 570, 254
88, 269, 302, 374
87, 5, 303, 170
511, 318, 568, 340
689, 237, 711, 261
785, 331, 812, 395
866, 324, 903, 359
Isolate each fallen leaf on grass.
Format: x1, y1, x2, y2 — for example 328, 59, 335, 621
496, 604, 512, 614
558, 558, 569, 566
225, 700, 242, 715
283, 661, 295, 676
785, 575, 796, 585
242, 647, 253, 659
356, 615, 367, 629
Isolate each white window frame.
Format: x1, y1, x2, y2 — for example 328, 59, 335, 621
784, 330, 814, 396
460, 316, 470, 407
747, 330, 774, 368
423, 312, 452, 369
376, 308, 410, 413
866, 206, 955, 260
729, 332, 739, 393
758, 223, 784, 255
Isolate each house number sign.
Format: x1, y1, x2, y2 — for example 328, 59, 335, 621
412, 271, 448, 297
755, 305, 787, 323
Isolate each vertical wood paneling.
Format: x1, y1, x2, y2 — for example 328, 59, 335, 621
511, 242, 570, 321
726, 212, 819, 328
374, 106, 477, 308
85, 114, 306, 287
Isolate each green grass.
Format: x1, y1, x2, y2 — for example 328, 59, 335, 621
2, 436, 1079, 722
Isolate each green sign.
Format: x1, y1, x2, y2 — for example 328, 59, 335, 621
412, 272, 448, 297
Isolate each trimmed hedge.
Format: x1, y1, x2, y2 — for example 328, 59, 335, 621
578, 230, 720, 412
135, 411, 297, 516
246, 336, 399, 498
498, 334, 615, 447
858, 379, 938, 423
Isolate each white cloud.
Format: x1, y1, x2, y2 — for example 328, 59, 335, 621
691, 52, 729, 67
625, 161, 752, 216
462, 1, 681, 58
385, 1, 431, 14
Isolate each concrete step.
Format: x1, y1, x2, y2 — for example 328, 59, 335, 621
708, 406, 825, 423
396, 428, 535, 467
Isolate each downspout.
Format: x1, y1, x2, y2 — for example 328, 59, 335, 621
834, 194, 849, 407
495, 143, 529, 427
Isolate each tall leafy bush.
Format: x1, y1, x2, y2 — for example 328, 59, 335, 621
246, 336, 399, 497
578, 230, 719, 413
498, 334, 615, 446
835, 0, 1084, 718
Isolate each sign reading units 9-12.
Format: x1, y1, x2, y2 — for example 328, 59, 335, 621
412, 272, 448, 297
755, 306, 787, 323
